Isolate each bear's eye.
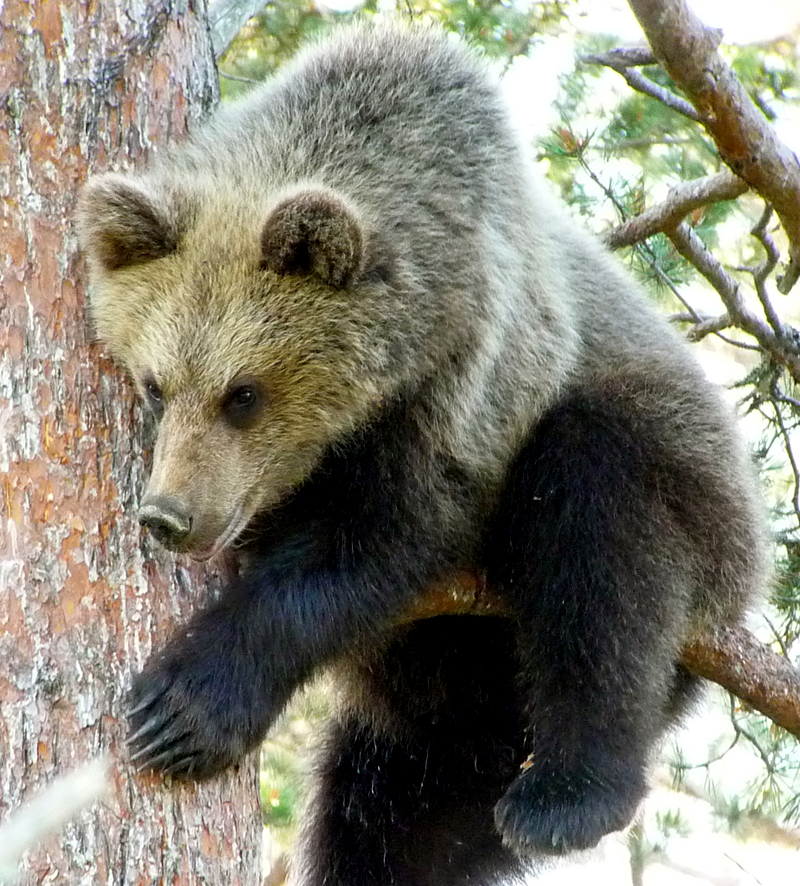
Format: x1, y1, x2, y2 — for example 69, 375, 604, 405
145, 380, 163, 402
222, 381, 263, 428
143, 377, 165, 419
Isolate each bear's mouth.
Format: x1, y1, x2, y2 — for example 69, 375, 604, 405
190, 502, 248, 561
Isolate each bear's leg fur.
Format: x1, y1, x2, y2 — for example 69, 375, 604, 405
488, 384, 701, 854
295, 618, 525, 886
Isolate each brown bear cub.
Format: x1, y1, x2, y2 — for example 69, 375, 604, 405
78, 21, 768, 886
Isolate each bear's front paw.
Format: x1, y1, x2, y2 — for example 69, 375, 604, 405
126, 629, 266, 780
494, 762, 644, 856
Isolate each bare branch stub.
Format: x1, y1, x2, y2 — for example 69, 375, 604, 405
683, 312, 733, 342
583, 47, 657, 68
207, 0, 269, 59
602, 170, 747, 250
626, 0, 800, 293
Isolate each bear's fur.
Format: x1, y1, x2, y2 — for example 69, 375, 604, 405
77, 22, 769, 886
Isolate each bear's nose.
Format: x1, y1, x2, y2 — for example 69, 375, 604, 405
138, 497, 192, 548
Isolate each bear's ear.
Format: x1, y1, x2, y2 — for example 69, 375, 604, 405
260, 189, 365, 289
76, 173, 182, 272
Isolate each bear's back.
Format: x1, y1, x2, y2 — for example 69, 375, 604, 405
203, 25, 517, 201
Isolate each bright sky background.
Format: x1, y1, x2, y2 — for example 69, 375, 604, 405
317, 0, 800, 149
578, 0, 800, 44
321, 0, 800, 42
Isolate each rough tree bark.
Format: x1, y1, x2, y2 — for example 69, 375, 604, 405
0, 2, 262, 883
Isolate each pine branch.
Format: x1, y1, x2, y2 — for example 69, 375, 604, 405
404, 575, 800, 741
626, 0, 800, 294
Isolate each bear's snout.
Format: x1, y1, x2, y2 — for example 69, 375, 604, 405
139, 497, 192, 549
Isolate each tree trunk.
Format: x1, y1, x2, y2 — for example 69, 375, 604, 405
0, 2, 262, 883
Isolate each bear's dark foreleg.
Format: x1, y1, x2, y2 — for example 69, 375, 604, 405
294, 618, 526, 886
126, 396, 474, 779
488, 387, 698, 855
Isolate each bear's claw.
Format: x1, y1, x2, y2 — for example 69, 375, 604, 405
124, 622, 266, 779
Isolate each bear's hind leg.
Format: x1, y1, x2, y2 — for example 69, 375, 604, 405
488, 385, 704, 855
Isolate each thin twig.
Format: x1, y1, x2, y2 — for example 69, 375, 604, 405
770, 385, 800, 521
616, 136, 695, 149
637, 238, 755, 350
771, 392, 800, 412
670, 731, 740, 770
730, 710, 774, 772
219, 71, 260, 84
742, 204, 784, 336
582, 50, 701, 121
763, 613, 790, 660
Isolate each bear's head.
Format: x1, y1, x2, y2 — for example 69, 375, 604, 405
77, 174, 391, 558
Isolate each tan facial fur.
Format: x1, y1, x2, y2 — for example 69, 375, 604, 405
81, 187, 382, 555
